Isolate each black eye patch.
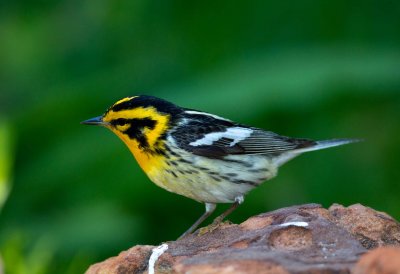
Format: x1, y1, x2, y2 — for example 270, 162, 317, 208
111, 118, 156, 129
112, 118, 128, 126
116, 118, 157, 149
134, 118, 157, 130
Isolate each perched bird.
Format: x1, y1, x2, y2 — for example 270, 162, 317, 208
82, 95, 357, 238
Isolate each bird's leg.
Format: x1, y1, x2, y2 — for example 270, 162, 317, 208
178, 203, 216, 240
197, 196, 245, 236
211, 195, 244, 226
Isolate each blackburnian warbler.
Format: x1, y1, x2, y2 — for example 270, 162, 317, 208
82, 95, 358, 238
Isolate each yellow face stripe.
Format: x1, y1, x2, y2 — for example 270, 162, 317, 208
113, 96, 138, 106
103, 106, 170, 148
115, 123, 131, 132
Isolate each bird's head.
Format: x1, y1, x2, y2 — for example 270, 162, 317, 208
81, 95, 182, 153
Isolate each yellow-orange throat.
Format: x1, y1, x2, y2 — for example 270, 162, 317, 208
111, 130, 165, 173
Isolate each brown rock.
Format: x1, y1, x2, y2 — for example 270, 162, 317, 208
240, 215, 274, 231
353, 246, 400, 274
85, 204, 400, 274
329, 204, 400, 249
174, 260, 289, 274
86, 245, 154, 274
269, 226, 313, 251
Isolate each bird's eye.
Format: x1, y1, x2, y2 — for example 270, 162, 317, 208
114, 119, 127, 126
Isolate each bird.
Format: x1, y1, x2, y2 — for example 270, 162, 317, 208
81, 95, 358, 239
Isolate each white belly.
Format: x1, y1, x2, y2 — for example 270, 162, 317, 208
148, 149, 278, 203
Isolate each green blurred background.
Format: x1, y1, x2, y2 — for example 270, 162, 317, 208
1, 0, 400, 273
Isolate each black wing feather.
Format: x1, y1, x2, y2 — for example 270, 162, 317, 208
235, 130, 316, 154
172, 111, 316, 159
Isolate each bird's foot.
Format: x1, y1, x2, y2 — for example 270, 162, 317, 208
197, 219, 232, 236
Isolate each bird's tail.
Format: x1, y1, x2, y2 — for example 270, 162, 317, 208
273, 138, 361, 167
293, 138, 361, 154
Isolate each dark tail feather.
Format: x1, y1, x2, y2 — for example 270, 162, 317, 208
293, 138, 362, 153
273, 138, 361, 166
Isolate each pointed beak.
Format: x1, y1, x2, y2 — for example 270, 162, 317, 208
81, 116, 105, 126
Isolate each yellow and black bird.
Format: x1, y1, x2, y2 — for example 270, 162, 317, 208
82, 95, 357, 238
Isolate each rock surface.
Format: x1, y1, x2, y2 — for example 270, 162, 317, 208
86, 204, 400, 274
353, 246, 400, 274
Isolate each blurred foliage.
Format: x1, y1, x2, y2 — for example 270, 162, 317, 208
0, 120, 13, 211
1, 0, 400, 273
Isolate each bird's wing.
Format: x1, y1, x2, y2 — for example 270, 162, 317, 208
172, 112, 316, 158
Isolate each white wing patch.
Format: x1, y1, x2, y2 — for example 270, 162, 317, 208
184, 110, 232, 122
189, 127, 253, 147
